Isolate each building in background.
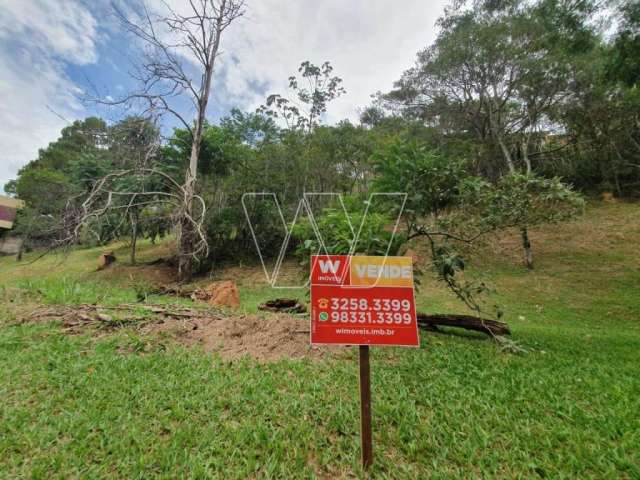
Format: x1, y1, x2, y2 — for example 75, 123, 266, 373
0, 195, 24, 230
0, 195, 25, 255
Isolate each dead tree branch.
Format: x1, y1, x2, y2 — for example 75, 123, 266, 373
83, 0, 246, 281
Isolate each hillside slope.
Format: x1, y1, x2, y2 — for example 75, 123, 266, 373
0, 201, 638, 478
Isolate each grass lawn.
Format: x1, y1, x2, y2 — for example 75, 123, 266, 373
0, 202, 639, 478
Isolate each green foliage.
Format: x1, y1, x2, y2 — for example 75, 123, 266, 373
370, 137, 583, 313
2, 6, 640, 476
13, 169, 75, 215
10, 169, 76, 250
220, 108, 280, 147
381, 0, 640, 195
203, 200, 285, 264
29, 117, 110, 172
607, 1, 640, 87
477, 173, 585, 230
5, 9, 627, 281
197, 120, 376, 266
259, 61, 345, 131
7, 116, 170, 251
162, 122, 250, 178
372, 139, 466, 217
109, 116, 162, 169
291, 204, 405, 265
552, 40, 640, 195
139, 205, 173, 244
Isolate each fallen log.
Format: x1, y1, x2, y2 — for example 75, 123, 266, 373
148, 285, 197, 298
417, 313, 510, 336
259, 298, 306, 314
83, 303, 222, 320
22, 303, 225, 330
144, 256, 178, 267
257, 297, 508, 336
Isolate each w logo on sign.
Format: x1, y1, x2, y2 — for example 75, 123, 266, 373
242, 192, 407, 288
319, 260, 341, 274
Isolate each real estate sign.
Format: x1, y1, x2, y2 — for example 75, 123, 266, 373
310, 255, 420, 347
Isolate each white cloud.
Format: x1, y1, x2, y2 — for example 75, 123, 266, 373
153, 0, 446, 122
0, 0, 99, 192
212, 0, 448, 122
0, 0, 98, 64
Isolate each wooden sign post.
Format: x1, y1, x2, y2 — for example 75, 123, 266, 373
359, 345, 373, 469
309, 255, 420, 470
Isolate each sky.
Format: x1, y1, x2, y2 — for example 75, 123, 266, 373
0, 0, 448, 192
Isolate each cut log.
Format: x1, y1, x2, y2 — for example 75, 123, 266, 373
259, 298, 306, 314
417, 313, 510, 336
150, 285, 197, 298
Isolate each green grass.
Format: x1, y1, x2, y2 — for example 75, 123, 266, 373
0, 202, 639, 478
13, 277, 140, 306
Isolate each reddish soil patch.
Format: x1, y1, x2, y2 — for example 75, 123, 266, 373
146, 313, 341, 362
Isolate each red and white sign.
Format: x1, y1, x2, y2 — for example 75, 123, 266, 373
310, 255, 420, 347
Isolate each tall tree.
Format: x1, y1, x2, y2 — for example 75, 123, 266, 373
258, 61, 346, 201
104, 0, 246, 281
382, 0, 596, 268
384, 0, 597, 176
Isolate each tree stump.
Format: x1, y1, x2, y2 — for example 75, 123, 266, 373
97, 252, 117, 270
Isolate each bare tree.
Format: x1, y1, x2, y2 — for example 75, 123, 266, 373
67, 168, 209, 264
97, 0, 246, 281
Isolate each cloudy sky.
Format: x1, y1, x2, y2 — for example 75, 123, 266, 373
0, 0, 448, 192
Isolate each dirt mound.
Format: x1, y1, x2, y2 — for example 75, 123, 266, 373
18, 304, 339, 362
149, 313, 340, 362
192, 281, 241, 309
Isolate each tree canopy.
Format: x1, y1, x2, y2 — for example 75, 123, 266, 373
5, 2, 638, 313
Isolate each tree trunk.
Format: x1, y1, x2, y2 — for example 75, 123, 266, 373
178, 107, 205, 282
17, 216, 35, 262
611, 142, 625, 198
498, 136, 516, 174
178, 183, 196, 282
16, 240, 24, 262
177, 7, 225, 283
130, 211, 138, 265
522, 138, 531, 174
520, 226, 533, 269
